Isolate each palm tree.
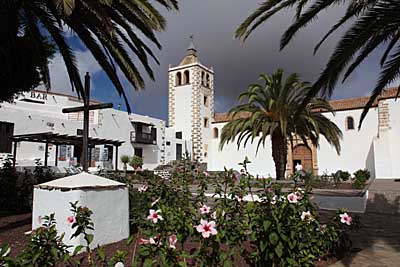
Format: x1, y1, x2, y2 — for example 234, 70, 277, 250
236, 0, 399, 127
1, 0, 178, 111
220, 69, 342, 180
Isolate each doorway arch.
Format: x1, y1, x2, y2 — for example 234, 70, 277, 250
292, 144, 313, 172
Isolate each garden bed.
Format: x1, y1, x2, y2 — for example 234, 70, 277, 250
0, 213, 341, 267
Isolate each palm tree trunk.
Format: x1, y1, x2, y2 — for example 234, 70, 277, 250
271, 131, 288, 180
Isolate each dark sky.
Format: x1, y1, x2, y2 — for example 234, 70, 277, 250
49, 0, 388, 121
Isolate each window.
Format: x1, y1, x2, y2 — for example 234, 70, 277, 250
203, 117, 209, 128
175, 132, 182, 139
206, 74, 210, 88
203, 95, 209, 106
134, 147, 143, 158
176, 72, 182, 86
166, 141, 171, 146
201, 71, 205, 86
0, 122, 14, 153
346, 116, 355, 130
184, 70, 190, 84
213, 128, 219, 138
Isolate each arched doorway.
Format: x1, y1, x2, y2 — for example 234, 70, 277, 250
292, 144, 313, 172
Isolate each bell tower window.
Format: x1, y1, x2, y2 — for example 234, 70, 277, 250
184, 70, 190, 84
176, 72, 182, 86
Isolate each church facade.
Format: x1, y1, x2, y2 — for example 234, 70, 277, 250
168, 41, 400, 179
1, 40, 400, 179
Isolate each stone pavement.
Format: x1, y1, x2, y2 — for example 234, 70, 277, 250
330, 179, 400, 267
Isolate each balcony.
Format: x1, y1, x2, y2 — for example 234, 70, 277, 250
131, 131, 157, 145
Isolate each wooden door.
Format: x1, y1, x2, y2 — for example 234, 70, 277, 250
292, 145, 313, 171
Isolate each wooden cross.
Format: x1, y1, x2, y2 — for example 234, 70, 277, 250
62, 72, 113, 172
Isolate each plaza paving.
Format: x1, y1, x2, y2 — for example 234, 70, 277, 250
330, 179, 400, 267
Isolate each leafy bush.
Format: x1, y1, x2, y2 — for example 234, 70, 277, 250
130, 160, 355, 266
0, 159, 56, 213
1, 161, 356, 267
129, 155, 143, 169
331, 170, 351, 184
352, 169, 370, 189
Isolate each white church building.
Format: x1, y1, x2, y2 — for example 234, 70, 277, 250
1, 40, 400, 179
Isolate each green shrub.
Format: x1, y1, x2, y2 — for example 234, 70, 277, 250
332, 170, 351, 184
129, 155, 143, 169
352, 169, 370, 189
0, 159, 56, 214
1, 162, 356, 267
130, 160, 355, 266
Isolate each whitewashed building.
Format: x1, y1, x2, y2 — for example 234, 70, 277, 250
0, 90, 189, 171
1, 40, 400, 179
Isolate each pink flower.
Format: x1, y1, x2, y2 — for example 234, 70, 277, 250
136, 166, 142, 172
301, 211, 313, 222
67, 216, 76, 225
138, 185, 148, 193
147, 209, 163, 223
139, 236, 161, 246
196, 219, 217, 238
199, 204, 211, 214
138, 238, 150, 245
169, 234, 177, 249
203, 171, 210, 177
339, 213, 352, 225
151, 197, 160, 207
287, 193, 298, 203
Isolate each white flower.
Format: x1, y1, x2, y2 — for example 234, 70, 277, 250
301, 211, 313, 222
147, 209, 163, 223
287, 193, 298, 203
339, 213, 352, 225
138, 185, 148, 193
199, 204, 211, 214
271, 195, 277, 205
196, 219, 217, 238
114, 262, 124, 267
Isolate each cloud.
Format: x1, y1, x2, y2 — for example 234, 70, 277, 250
40, 0, 391, 122
46, 49, 102, 95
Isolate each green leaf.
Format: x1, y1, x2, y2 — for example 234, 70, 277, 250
269, 232, 279, 245
144, 258, 153, 267
85, 234, 94, 245
275, 245, 283, 257
263, 220, 271, 231
73, 245, 84, 256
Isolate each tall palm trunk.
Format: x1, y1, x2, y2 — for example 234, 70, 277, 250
271, 130, 288, 180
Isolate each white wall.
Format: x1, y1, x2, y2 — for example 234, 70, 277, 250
317, 108, 378, 175
32, 187, 129, 251
208, 122, 276, 178
171, 83, 193, 141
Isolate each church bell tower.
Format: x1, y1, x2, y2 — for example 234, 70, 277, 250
168, 37, 215, 162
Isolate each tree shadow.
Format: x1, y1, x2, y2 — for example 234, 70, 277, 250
333, 191, 400, 267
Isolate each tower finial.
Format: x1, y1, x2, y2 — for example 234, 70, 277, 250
187, 35, 197, 56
